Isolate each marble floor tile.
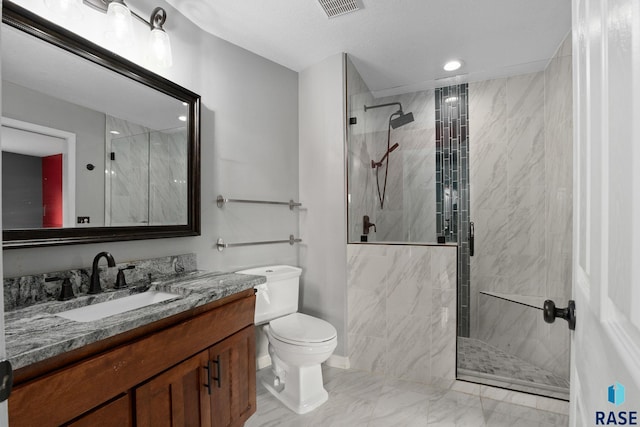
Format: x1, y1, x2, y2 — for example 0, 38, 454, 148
246, 366, 569, 427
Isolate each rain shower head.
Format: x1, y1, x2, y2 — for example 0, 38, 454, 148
364, 102, 414, 129
390, 111, 414, 129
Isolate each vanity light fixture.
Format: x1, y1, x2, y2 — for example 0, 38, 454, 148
44, 0, 83, 12
146, 7, 172, 68
105, 0, 134, 43
443, 60, 463, 72
44, 0, 83, 19
47, 0, 175, 69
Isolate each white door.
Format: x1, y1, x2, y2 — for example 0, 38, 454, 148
0, 0, 9, 423
571, 0, 640, 424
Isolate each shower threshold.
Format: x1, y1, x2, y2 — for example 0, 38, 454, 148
457, 337, 569, 401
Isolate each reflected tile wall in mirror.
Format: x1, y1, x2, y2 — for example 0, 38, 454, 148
105, 115, 187, 226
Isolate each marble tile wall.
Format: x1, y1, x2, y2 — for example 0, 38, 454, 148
105, 115, 151, 226
105, 115, 188, 226
3, 253, 197, 311
149, 128, 188, 225
544, 35, 573, 303
347, 244, 457, 384
346, 58, 437, 243
470, 34, 573, 380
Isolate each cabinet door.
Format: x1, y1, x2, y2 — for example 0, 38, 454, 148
64, 394, 132, 427
136, 350, 212, 427
208, 325, 256, 427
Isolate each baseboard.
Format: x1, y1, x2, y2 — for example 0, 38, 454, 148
256, 354, 272, 370
325, 354, 350, 369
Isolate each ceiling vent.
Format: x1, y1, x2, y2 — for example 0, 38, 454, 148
317, 0, 361, 19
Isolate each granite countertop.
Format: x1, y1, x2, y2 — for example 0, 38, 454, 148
5, 271, 266, 370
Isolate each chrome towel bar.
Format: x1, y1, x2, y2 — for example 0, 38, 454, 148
216, 195, 302, 210
216, 235, 302, 252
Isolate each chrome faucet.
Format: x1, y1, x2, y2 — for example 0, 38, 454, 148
88, 252, 116, 294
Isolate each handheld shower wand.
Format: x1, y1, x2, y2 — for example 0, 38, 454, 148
371, 143, 400, 169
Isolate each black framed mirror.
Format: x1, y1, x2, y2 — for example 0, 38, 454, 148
1, 2, 201, 248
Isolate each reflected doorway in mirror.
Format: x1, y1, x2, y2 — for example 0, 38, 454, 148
1, 117, 76, 229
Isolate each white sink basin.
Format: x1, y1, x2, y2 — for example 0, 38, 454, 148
55, 291, 181, 322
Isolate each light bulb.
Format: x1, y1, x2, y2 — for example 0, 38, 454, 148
105, 2, 134, 43
147, 28, 173, 69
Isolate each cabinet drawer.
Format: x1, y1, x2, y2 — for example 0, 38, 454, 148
64, 394, 132, 427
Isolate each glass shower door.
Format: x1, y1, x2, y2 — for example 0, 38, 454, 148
107, 133, 150, 226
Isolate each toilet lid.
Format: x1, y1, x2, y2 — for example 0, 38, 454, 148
269, 313, 337, 344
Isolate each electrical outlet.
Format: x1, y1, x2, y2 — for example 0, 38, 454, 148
77, 216, 90, 224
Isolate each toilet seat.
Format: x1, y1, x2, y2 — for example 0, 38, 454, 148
269, 313, 337, 345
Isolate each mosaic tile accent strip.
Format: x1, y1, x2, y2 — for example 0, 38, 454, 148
435, 84, 470, 336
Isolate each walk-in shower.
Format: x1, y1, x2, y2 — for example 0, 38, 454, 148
346, 34, 573, 400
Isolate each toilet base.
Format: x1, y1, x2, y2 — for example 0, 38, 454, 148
261, 364, 329, 414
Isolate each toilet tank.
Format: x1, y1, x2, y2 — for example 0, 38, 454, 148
236, 265, 302, 325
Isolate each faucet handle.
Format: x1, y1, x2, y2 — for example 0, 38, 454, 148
44, 276, 75, 301
58, 278, 76, 301
115, 265, 136, 289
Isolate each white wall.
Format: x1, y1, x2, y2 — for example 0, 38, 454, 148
298, 54, 348, 358
3, 1, 299, 276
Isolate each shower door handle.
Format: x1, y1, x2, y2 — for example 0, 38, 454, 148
543, 300, 576, 330
469, 222, 475, 256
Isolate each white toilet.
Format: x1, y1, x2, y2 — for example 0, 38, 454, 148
236, 265, 337, 414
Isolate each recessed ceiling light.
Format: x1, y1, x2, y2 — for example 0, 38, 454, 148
182, 102, 188, 106
178, 115, 187, 122
109, 130, 120, 135
443, 60, 462, 72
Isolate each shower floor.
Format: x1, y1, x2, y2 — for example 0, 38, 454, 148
457, 337, 570, 400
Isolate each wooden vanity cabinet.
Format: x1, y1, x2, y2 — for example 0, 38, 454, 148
136, 350, 212, 427
65, 394, 133, 427
136, 325, 256, 427
208, 325, 256, 427
8, 290, 256, 427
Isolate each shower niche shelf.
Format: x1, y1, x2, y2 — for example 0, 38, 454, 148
479, 291, 563, 311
